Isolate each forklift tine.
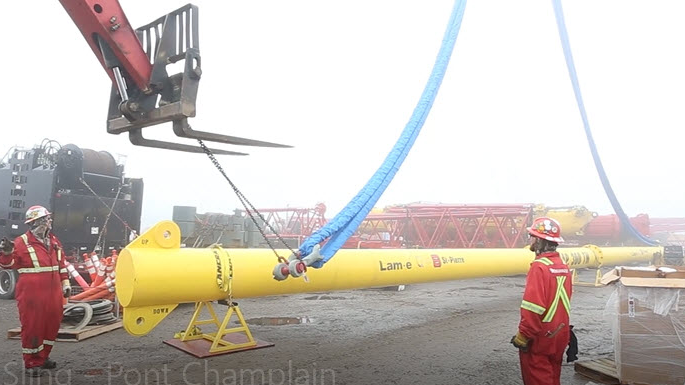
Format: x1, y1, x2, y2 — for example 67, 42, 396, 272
172, 120, 292, 148
129, 129, 248, 156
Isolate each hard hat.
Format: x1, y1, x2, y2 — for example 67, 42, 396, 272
25, 205, 51, 224
527, 217, 564, 243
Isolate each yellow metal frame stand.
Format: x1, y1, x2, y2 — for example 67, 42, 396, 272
180, 301, 257, 353
572, 268, 604, 287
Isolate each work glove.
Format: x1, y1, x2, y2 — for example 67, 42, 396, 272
511, 331, 530, 352
0, 237, 13, 255
62, 281, 72, 298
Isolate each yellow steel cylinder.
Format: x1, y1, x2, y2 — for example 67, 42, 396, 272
116, 221, 663, 336
117, 247, 231, 308
117, 222, 664, 303
594, 246, 663, 267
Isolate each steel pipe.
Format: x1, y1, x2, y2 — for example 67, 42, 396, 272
116, 221, 662, 336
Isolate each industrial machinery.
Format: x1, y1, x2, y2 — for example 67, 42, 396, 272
172, 204, 328, 249
58, 0, 290, 154
0, 140, 143, 299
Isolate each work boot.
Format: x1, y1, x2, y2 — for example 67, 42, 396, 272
24, 367, 44, 377
42, 359, 57, 369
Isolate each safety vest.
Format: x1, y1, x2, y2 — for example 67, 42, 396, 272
16, 234, 65, 275
520, 257, 571, 323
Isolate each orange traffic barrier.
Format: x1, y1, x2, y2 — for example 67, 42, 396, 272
69, 284, 99, 301
70, 285, 107, 301
80, 278, 116, 301
65, 262, 89, 290
90, 252, 101, 271
90, 262, 107, 288
83, 253, 97, 282
105, 263, 115, 279
81, 286, 115, 301
69, 251, 119, 302
70, 275, 114, 300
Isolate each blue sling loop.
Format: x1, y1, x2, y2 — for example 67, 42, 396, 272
299, 0, 469, 267
552, 0, 656, 245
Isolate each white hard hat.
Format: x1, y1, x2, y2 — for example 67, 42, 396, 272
25, 205, 51, 224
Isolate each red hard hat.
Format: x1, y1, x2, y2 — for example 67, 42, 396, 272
25, 205, 51, 224
527, 217, 564, 243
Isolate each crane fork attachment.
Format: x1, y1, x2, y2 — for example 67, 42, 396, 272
59, 1, 290, 155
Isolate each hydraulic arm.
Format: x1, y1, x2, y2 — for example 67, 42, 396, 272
58, 0, 290, 154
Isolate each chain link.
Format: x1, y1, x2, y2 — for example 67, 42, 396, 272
197, 140, 297, 262
91, 183, 123, 254
79, 178, 135, 253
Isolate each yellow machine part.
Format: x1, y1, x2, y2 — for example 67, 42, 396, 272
534, 205, 597, 236
116, 221, 663, 336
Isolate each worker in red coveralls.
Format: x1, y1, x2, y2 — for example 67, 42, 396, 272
511, 217, 572, 385
0, 205, 71, 377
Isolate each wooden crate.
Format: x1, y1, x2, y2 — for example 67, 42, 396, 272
7, 321, 122, 342
574, 357, 620, 385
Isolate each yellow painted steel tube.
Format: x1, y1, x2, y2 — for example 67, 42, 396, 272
116, 221, 663, 336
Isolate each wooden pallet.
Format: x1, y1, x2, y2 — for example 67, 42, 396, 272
574, 357, 620, 385
7, 321, 122, 342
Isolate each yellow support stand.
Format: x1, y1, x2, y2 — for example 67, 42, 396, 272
572, 268, 603, 287
180, 301, 257, 353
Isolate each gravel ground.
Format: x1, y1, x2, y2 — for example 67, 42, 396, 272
0, 270, 613, 385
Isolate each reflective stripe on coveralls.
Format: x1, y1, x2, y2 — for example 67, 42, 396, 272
520, 273, 571, 322
22, 345, 44, 354
17, 266, 59, 274
542, 276, 571, 323
17, 234, 60, 274
536, 257, 553, 266
521, 300, 546, 315
57, 249, 66, 274
20, 234, 40, 268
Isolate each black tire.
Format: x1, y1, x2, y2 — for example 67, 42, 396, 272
0, 269, 18, 300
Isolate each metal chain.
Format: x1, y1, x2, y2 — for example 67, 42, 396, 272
197, 140, 296, 262
91, 183, 123, 254
79, 178, 134, 232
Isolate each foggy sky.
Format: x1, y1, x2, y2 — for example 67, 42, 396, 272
2, 0, 683, 230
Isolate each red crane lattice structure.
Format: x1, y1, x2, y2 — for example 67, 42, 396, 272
248, 203, 328, 248
344, 203, 535, 249
250, 203, 676, 249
